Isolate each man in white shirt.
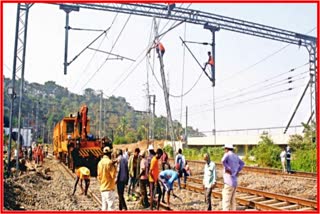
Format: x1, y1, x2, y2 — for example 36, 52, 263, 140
280, 147, 286, 173
202, 153, 216, 211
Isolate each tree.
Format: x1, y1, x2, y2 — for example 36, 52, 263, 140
250, 132, 281, 168
116, 117, 129, 137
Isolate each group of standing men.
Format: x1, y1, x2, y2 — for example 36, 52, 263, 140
95, 145, 181, 211
73, 143, 244, 211
203, 143, 244, 211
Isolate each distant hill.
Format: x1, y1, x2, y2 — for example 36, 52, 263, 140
3, 77, 205, 144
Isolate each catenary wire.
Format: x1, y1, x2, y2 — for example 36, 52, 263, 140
80, 14, 132, 91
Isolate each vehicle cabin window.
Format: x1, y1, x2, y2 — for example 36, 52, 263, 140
66, 121, 74, 134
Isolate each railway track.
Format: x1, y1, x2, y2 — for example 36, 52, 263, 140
169, 159, 317, 179
59, 162, 172, 211
58, 162, 101, 210
185, 177, 317, 211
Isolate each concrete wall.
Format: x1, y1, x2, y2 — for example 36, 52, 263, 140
187, 134, 290, 146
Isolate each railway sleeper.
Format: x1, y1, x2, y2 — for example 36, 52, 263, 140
280, 204, 300, 210
270, 201, 289, 207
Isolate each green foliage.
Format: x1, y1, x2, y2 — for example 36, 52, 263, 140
163, 145, 174, 158
291, 143, 316, 172
288, 122, 316, 172
207, 147, 225, 162
181, 146, 224, 162
113, 136, 128, 145
125, 131, 137, 144
200, 147, 208, 155
251, 133, 281, 168
183, 148, 198, 159
288, 134, 304, 150
137, 124, 148, 141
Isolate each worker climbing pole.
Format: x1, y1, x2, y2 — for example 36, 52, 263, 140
204, 23, 220, 144
152, 18, 176, 151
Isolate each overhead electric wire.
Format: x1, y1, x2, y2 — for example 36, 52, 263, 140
108, 22, 156, 95
110, 51, 149, 95
109, 4, 193, 95
217, 75, 308, 104
171, 69, 308, 113
68, 28, 111, 67
219, 27, 316, 84
216, 86, 301, 110
216, 70, 309, 103
147, 57, 203, 98
189, 73, 307, 110
217, 62, 309, 100
81, 14, 132, 91
194, 62, 310, 105
72, 13, 119, 91
87, 47, 135, 61
186, 84, 305, 117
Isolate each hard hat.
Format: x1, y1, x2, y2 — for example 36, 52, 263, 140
80, 167, 90, 176
148, 145, 154, 151
103, 146, 111, 153
224, 143, 233, 149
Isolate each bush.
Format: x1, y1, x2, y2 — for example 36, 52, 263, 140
125, 131, 137, 144
287, 123, 316, 172
181, 146, 224, 162
113, 136, 128, 145
291, 144, 316, 172
163, 145, 173, 158
251, 133, 281, 168
207, 147, 225, 162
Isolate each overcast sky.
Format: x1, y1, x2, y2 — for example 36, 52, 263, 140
3, 3, 317, 134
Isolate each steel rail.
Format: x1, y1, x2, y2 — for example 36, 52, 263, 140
169, 158, 317, 179
186, 177, 317, 210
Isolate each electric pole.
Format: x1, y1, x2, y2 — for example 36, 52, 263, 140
35, 100, 40, 141
59, 4, 79, 75
185, 106, 188, 143
149, 95, 156, 143
204, 23, 220, 145
99, 90, 103, 138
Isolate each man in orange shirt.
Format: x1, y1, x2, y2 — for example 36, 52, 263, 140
156, 42, 165, 58
149, 148, 163, 210
204, 51, 214, 71
72, 166, 90, 196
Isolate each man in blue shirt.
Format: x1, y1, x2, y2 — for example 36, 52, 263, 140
221, 143, 245, 211
158, 169, 180, 207
116, 149, 128, 210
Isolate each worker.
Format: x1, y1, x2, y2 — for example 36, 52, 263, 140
204, 51, 214, 70
221, 143, 245, 211
153, 41, 165, 58
98, 146, 117, 211
149, 148, 163, 210
72, 166, 90, 196
159, 169, 180, 208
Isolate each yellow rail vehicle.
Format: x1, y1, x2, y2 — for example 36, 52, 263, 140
53, 105, 107, 176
